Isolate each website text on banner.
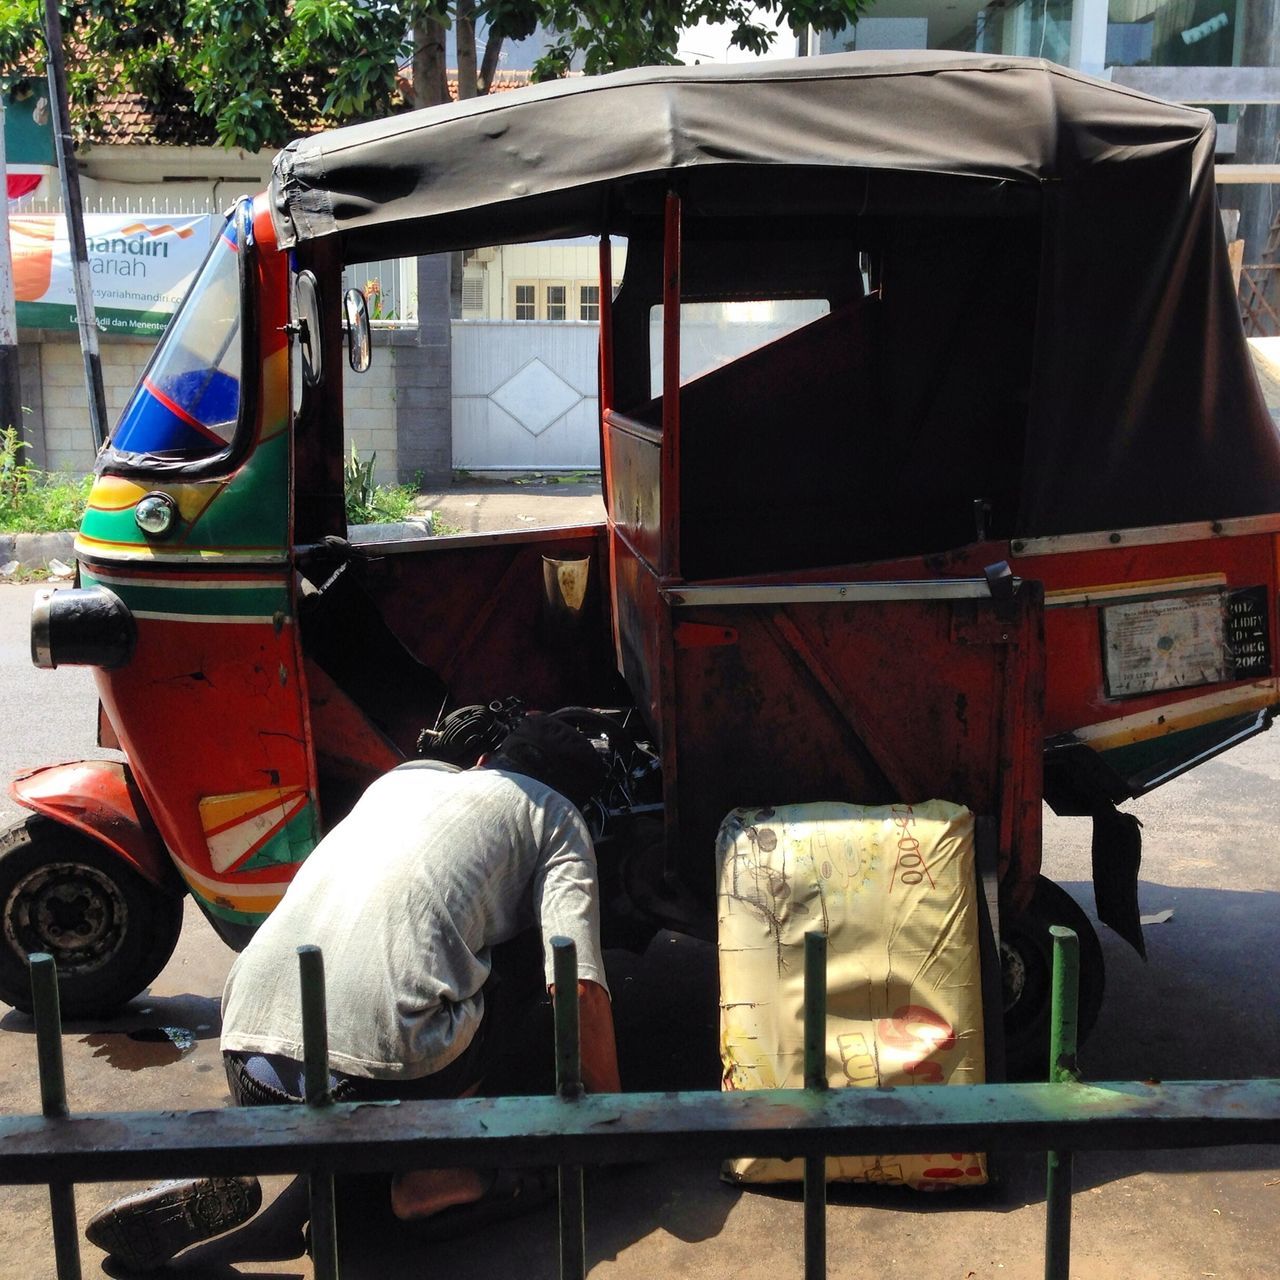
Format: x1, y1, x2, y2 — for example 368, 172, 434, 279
12, 214, 216, 338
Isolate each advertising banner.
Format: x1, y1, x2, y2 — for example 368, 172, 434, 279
12, 213, 216, 337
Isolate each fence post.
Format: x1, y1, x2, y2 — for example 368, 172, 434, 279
1045, 925, 1081, 1280
298, 945, 340, 1280
803, 931, 829, 1280
552, 936, 586, 1280
30, 953, 82, 1280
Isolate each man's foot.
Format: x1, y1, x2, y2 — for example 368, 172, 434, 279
396, 1168, 557, 1241
391, 1167, 491, 1219
85, 1176, 262, 1271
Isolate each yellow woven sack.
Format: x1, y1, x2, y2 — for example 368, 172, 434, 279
717, 799, 988, 1189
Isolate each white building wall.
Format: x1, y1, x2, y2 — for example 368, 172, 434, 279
466, 242, 627, 320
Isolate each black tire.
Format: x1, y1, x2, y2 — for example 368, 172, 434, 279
0, 815, 184, 1018
1001, 875, 1105, 1079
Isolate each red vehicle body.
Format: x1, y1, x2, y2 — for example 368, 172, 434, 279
8, 53, 1279, 1075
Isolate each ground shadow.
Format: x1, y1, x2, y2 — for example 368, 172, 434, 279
1036, 878, 1280, 1194
2, 991, 222, 1071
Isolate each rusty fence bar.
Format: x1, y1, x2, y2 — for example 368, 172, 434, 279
10, 944, 1280, 1280
803, 931, 828, 1280
552, 937, 587, 1280
29, 953, 81, 1280
299, 944, 340, 1280
1045, 926, 1081, 1280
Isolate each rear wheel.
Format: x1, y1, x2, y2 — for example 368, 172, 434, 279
1001, 875, 1105, 1078
0, 815, 184, 1018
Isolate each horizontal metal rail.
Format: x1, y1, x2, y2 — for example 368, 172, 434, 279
2, 1079, 1278, 1185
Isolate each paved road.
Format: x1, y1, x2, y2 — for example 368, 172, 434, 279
1, 578, 1277, 1280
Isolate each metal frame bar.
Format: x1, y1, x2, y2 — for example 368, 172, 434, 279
663, 581, 1001, 607
659, 188, 682, 581
10, 942, 1280, 1279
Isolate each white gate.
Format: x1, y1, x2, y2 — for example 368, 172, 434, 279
451, 320, 601, 471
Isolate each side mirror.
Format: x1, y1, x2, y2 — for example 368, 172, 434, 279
343, 288, 372, 373
294, 271, 323, 388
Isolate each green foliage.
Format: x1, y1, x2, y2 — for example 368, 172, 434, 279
362, 278, 399, 322
531, 0, 867, 80
1, 0, 413, 150
343, 444, 419, 525
0, 0, 869, 152
0, 430, 93, 533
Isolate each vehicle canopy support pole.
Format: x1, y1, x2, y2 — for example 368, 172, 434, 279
30, 953, 82, 1280
552, 937, 586, 1280
41, 0, 108, 451
598, 234, 616, 522
1045, 926, 1080, 1280
803, 931, 829, 1280
660, 190, 681, 580
298, 945, 340, 1280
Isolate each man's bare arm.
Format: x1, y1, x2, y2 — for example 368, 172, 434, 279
551, 979, 620, 1094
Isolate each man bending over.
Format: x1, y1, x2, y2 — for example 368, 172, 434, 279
87, 714, 619, 1270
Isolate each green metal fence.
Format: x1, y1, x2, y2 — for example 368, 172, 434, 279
3, 930, 1279, 1280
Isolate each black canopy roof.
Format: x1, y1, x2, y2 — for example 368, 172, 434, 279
270, 51, 1212, 256
269, 52, 1280, 539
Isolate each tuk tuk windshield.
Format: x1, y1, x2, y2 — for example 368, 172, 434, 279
110, 216, 243, 460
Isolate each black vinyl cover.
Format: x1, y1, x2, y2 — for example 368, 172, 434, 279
269, 51, 1280, 538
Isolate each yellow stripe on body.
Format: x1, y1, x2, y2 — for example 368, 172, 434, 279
1076, 681, 1280, 751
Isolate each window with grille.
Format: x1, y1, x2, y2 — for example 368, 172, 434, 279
546, 284, 567, 321
579, 284, 600, 322
514, 283, 536, 320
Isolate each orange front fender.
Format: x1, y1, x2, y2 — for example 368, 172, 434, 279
9, 760, 185, 895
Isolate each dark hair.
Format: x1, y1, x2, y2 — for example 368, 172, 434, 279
485, 716, 607, 810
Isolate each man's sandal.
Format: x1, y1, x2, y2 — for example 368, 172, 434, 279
85, 1175, 262, 1271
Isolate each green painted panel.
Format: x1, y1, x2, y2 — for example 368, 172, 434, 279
79, 425, 289, 555
188, 431, 289, 550
1098, 712, 1266, 788
78, 503, 145, 548
237, 807, 318, 874
80, 570, 289, 619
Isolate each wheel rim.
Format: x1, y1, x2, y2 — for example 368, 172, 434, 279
1000, 933, 1050, 1037
1000, 939, 1029, 1013
4, 860, 128, 976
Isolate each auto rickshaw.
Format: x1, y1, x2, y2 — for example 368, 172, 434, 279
7, 51, 1279, 1075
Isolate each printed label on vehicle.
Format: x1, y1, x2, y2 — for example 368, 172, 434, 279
1225, 586, 1271, 679
1102, 590, 1226, 698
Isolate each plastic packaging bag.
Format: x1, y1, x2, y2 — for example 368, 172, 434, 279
717, 799, 987, 1189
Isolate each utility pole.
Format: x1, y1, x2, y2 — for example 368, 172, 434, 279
43, 0, 108, 450
0, 95, 23, 436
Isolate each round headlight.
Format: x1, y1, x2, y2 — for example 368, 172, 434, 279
135, 492, 178, 538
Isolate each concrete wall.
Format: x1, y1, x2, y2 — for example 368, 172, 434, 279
16, 335, 152, 473
343, 336, 400, 483
16, 330, 406, 483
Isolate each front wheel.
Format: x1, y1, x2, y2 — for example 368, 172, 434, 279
0, 815, 184, 1018
1001, 875, 1105, 1079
